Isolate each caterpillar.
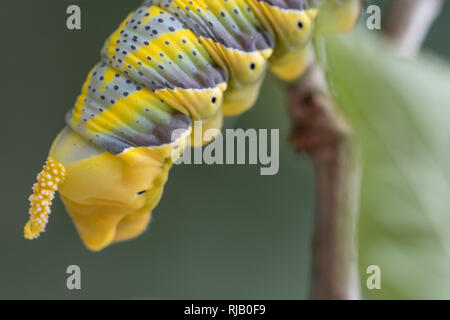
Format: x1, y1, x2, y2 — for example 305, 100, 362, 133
24, 0, 361, 251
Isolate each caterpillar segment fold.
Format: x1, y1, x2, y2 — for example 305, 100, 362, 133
47, 125, 190, 251
25, 0, 361, 250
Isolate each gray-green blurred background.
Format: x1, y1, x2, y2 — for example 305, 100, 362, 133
0, 0, 449, 299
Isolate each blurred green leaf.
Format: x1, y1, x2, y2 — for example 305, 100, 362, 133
322, 31, 450, 299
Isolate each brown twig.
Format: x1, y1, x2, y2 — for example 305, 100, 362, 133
288, 0, 444, 300
384, 0, 443, 57
288, 65, 360, 300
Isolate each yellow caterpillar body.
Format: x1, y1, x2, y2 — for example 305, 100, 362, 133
25, 0, 361, 251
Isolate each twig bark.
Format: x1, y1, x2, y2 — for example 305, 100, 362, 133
288, 65, 360, 300
384, 0, 443, 57
288, 0, 444, 300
